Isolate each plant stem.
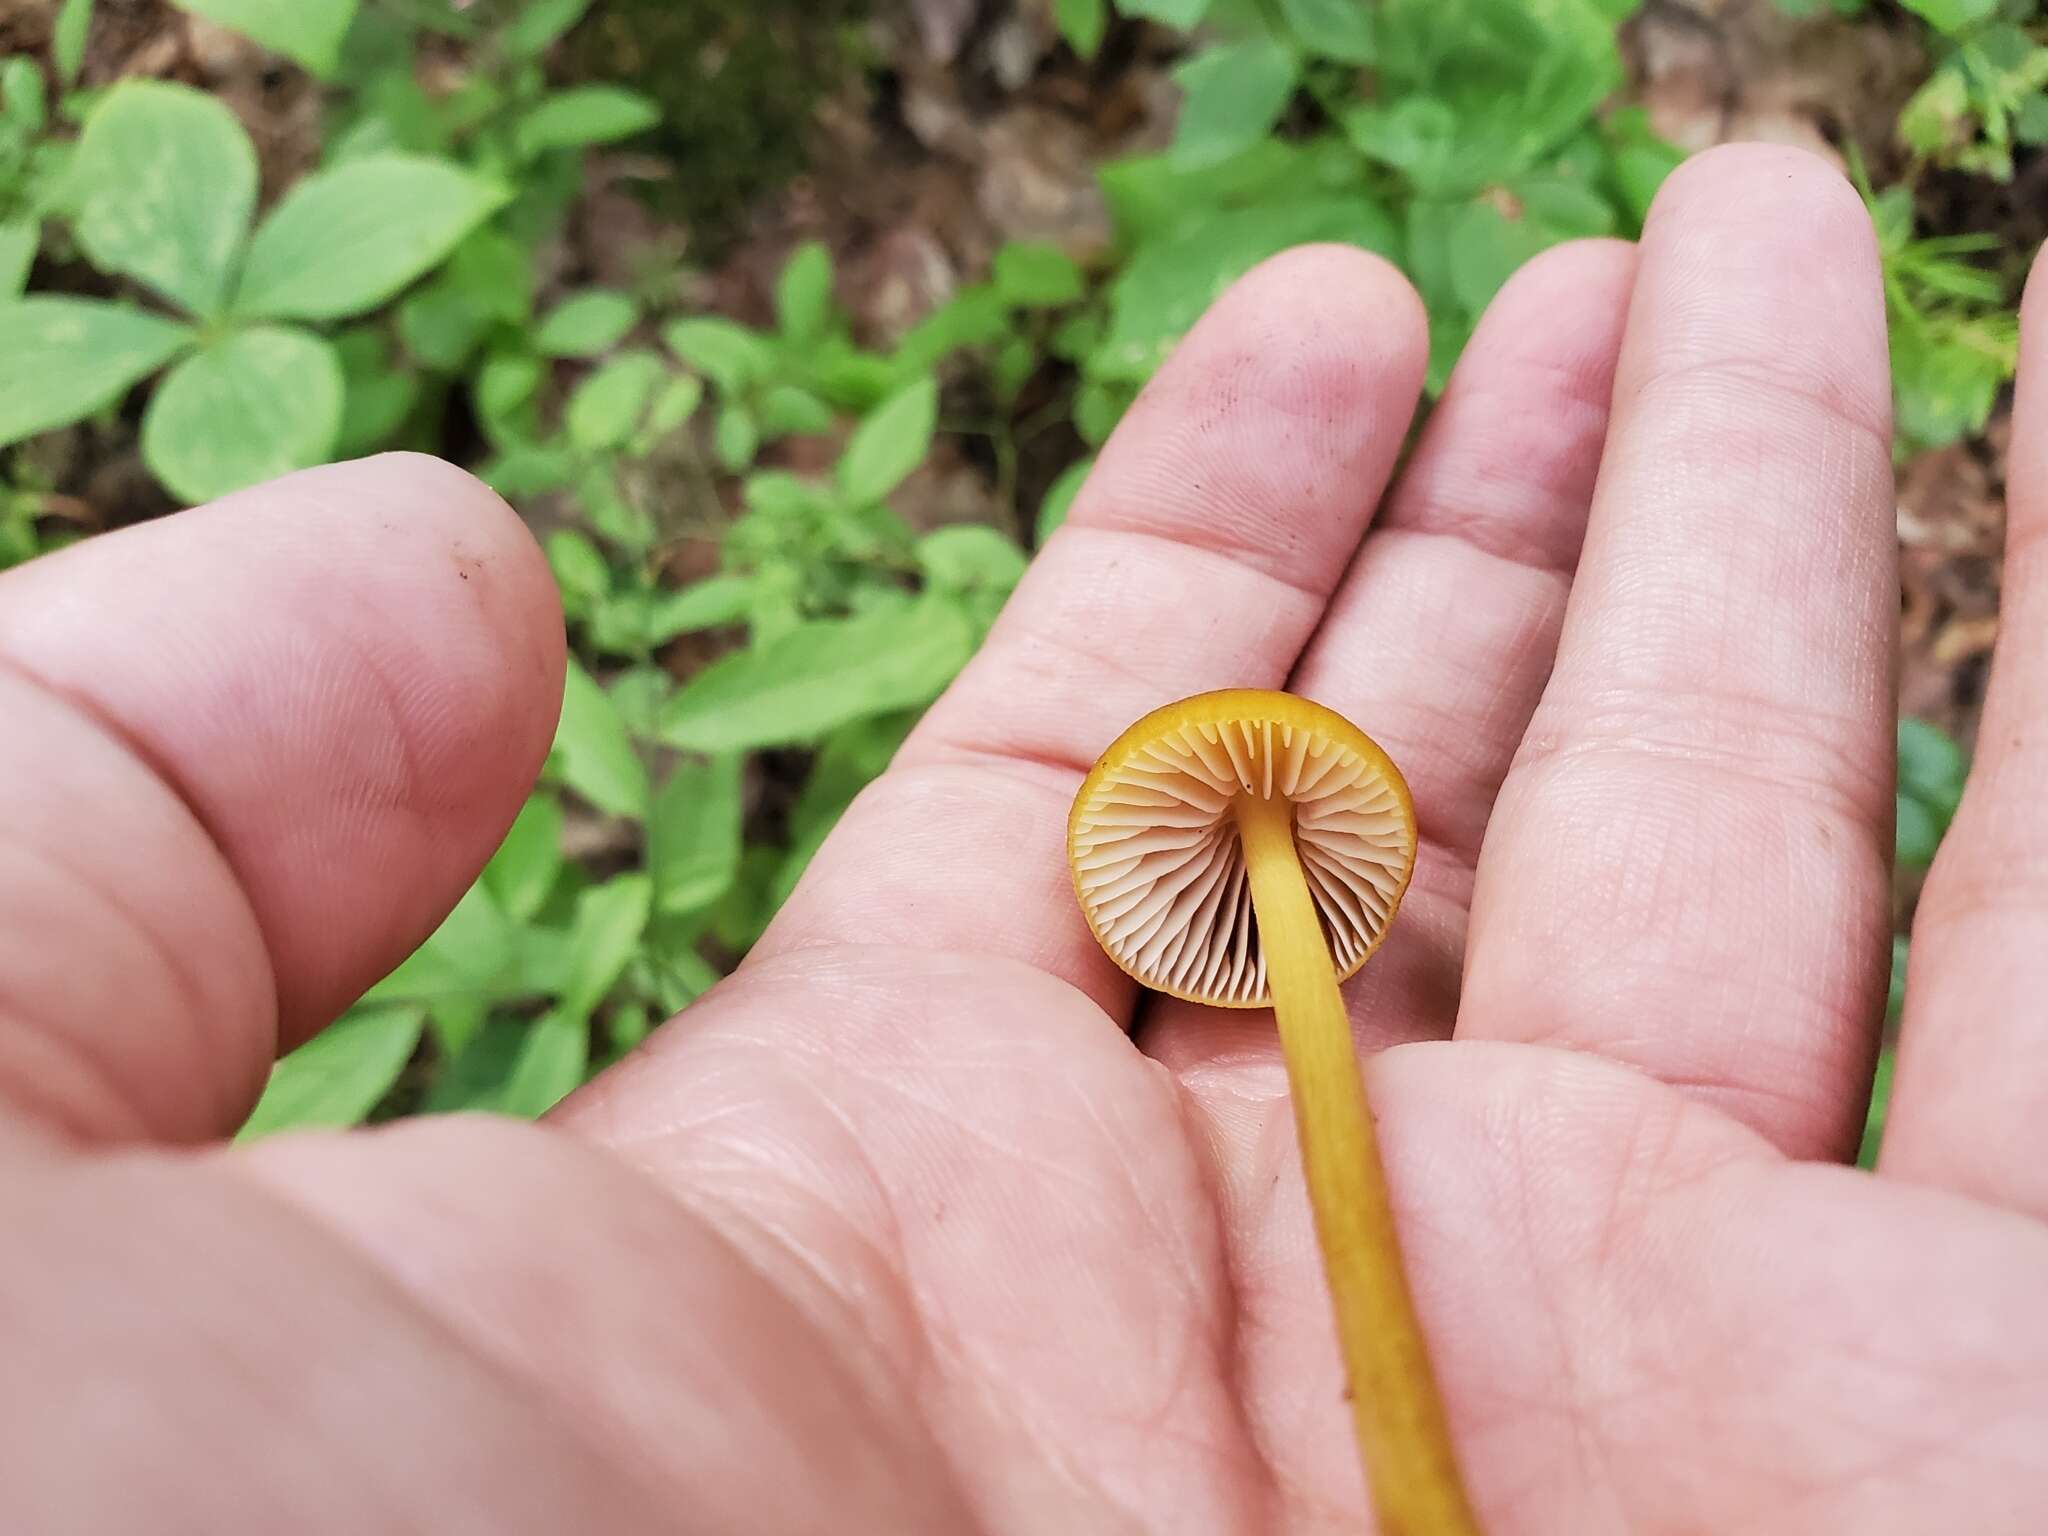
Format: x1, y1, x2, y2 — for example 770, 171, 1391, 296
1234, 792, 1482, 1536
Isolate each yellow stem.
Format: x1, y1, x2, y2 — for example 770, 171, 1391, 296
1235, 791, 1482, 1536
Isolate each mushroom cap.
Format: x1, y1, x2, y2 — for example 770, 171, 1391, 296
1067, 689, 1417, 1009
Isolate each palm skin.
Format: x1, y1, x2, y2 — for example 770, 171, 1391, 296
4, 143, 2047, 1535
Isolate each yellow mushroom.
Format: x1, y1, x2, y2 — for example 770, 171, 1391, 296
1068, 689, 1480, 1535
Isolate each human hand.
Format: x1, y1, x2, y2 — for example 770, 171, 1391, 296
4, 142, 2044, 1535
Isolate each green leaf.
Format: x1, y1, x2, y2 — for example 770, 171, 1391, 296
236, 1004, 423, 1140
141, 327, 343, 505
484, 793, 563, 923
775, 240, 834, 343
1055, 0, 1108, 56
788, 712, 917, 848
547, 528, 611, 616
993, 241, 1085, 307
365, 883, 518, 1005
494, 1009, 589, 1118
513, 87, 660, 159
169, 0, 358, 74
644, 374, 705, 439
647, 573, 754, 640
1281, 0, 1375, 62
1899, 0, 1997, 33
1121, 0, 1212, 23
234, 155, 508, 322
715, 401, 760, 470
534, 289, 638, 357
663, 316, 775, 392
567, 350, 665, 451
1095, 196, 1397, 382
1036, 454, 1093, 543
895, 286, 1010, 372
650, 754, 744, 915
664, 600, 974, 751
757, 384, 834, 438
54, 0, 94, 85
503, 0, 594, 55
0, 220, 38, 297
839, 377, 938, 505
1897, 715, 1968, 870
1170, 40, 1301, 171
918, 524, 1027, 593
68, 81, 256, 318
551, 660, 649, 818
397, 284, 488, 370
560, 874, 652, 1022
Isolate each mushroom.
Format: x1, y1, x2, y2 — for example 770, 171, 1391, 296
1068, 688, 1480, 1534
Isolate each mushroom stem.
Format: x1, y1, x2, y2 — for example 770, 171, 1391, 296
1234, 790, 1481, 1535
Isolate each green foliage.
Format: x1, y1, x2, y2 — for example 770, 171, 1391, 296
170, 0, 361, 77
0, 78, 504, 503
1896, 716, 1968, 871
1867, 180, 2020, 454
6, 0, 2032, 1132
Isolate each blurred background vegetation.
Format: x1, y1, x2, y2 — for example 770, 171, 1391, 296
0, 0, 2014, 1149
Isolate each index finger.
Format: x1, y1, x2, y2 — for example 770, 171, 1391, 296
754, 246, 1429, 1019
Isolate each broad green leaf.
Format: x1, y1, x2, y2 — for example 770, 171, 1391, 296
645, 375, 705, 437
1055, 0, 1108, 56
514, 87, 660, 159
0, 220, 38, 296
1098, 135, 1371, 246
1095, 197, 1396, 382
715, 401, 760, 470
839, 377, 939, 505
504, 0, 596, 57
1170, 40, 1301, 171
334, 326, 419, 456
235, 155, 508, 322
425, 1014, 529, 1113
757, 384, 834, 438
551, 660, 649, 818
54, 0, 94, 84
1897, 715, 1968, 869
788, 711, 917, 847
663, 316, 774, 392
1036, 454, 1094, 543
484, 792, 563, 923
664, 600, 973, 752
547, 528, 611, 617
775, 241, 834, 343
366, 882, 518, 1005
895, 286, 1010, 372
397, 284, 488, 370
567, 350, 665, 450
236, 1004, 424, 1140
68, 81, 256, 318
647, 573, 754, 640
918, 524, 1027, 593
993, 241, 1085, 307
650, 754, 744, 915
1121, 0, 1212, 23
534, 289, 638, 357
170, 0, 359, 74
1281, 0, 1375, 62
141, 326, 343, 505
1899, 0, 1997, 33
560, 874, 652, 1022
494, 1009, 589, 1118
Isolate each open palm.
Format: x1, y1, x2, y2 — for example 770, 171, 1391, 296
6, 145, 2046, 1534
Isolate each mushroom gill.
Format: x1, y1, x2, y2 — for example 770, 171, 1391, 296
1068, 708, 1415, 1007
